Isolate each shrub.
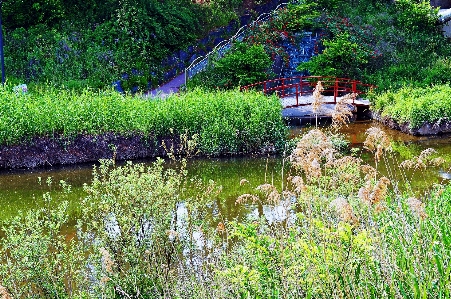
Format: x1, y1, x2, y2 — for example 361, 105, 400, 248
0, 85, 286, 155
298, 33, 371, 79
373, 85, 451, 128
187, 42, 272, 90
0, 193, 88, 298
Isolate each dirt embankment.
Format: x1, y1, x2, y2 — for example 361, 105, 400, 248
372, 112, 451, 136
0, 133, 180, 169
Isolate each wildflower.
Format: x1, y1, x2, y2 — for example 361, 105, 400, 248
256, 183, 277, 193
99, 247, 114, 274
310, 158, 322, 178
312, 81, 325, 114
267, 190, 281, 205
370, 177, 390, 204
364, 127, 391, 163
216, 222, 226, 234
361, 164, 377, 181
240, 179, 249, 186
332, 93, 356, 130
358, 177, 390, 205
289, 175, 306, 194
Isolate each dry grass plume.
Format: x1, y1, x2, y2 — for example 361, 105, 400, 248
0, 285, 12, 299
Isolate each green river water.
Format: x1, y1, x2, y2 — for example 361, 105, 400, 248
1, 120, 451, 223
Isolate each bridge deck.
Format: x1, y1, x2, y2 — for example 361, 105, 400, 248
281, 94, 371, 120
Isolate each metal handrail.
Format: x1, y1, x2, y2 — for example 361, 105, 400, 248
240, 76, 376, 107
184, 1, 291, 85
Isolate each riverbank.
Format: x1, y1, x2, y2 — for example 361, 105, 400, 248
370, 85, 451, 136
372, 112, 451, 136
0, 87, 286, 169
0, 132, 280, 169
0, 133, 175, 169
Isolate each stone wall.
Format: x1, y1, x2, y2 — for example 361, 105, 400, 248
431, 0, 451, 8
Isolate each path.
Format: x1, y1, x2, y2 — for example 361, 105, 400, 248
147, 73, 185, 98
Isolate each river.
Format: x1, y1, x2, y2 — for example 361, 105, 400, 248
1, 120, 450, 222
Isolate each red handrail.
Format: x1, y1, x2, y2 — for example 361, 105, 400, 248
240, 76, 376, 107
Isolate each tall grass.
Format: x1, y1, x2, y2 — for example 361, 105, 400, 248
372, 84, 451, 129
1, 126, 450, 298
0, 86, 286, 155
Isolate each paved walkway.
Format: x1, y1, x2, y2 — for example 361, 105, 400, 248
147, 73, 185, 98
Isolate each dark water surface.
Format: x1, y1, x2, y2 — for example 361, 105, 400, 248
1, 121, 451, 222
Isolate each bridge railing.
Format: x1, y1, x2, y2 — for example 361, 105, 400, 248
240, 76, 376, 107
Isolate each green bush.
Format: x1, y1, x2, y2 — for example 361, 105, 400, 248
373, 85, 451, 128
187, 42, 272, 90
0, 85, 286, 155
0, 192, 89, 298
298, 33, 371, 79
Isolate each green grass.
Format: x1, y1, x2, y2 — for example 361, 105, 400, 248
0, 85, 286, 155
372, 85, 451, 129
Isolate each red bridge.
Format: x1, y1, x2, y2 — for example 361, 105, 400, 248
240, 76, 376, 108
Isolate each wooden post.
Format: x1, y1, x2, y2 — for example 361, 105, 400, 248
300, 79, 303, 96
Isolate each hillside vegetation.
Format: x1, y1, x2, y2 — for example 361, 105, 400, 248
2, 0, 269, 89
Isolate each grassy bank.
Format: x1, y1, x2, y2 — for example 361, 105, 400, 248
0, 87, 286, 155
372, 85, 451, 129
0, 127, 450, 298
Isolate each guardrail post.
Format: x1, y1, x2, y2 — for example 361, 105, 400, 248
334, 78, 338, 103
296, 84, 298, 106
264, 81, 267, 94
282, 78, 285, 97
352, 80, 357, 94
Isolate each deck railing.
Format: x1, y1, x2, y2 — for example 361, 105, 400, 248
240, 76, 376, 107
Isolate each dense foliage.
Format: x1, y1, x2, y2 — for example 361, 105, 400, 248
187, 2, 319, 89
373, 84, 451, 129
186, 42, 273, 89
0, 86, 286, 155
298, 0, 451, 90
1, 127, 450, 298
189, 0, 451, 93
1, 0, 259, 89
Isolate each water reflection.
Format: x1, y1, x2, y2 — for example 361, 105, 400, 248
0, 120, 450, 224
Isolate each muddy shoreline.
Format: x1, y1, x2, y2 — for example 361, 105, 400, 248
371, 112, 451, 136
2, 111, 449, 170
0, 133, 180, 169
